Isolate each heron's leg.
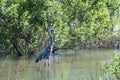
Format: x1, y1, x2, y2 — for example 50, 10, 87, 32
49, 55, 54, 65
45, 58, 49, 66
56, 55, 59, 64
37, 63, 41, 80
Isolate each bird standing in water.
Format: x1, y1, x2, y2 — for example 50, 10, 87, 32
35, 27, 54, 63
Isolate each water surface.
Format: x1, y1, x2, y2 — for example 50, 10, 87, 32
0, 49, 118, 80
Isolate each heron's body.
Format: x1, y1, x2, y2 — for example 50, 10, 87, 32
35, 44, 53, 63
35, 27, 54, 63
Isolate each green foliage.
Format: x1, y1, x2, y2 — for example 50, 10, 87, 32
0, 0, 120, 55
100, 53, 120, 79
109, 53, 120, 78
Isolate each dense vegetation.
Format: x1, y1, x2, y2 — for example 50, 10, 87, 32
100, 53, 120, 80
0, 0, 120, 56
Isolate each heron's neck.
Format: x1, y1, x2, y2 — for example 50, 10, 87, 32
48, 31, 53, 46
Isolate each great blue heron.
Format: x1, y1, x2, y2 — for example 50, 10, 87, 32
35, 27, 54, 63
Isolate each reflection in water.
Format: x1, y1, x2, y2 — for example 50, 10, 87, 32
0, 49, 118, 80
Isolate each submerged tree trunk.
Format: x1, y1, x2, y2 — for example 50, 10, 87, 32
12, 42, 22, 56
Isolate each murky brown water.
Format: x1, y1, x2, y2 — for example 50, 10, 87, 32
0, 49, 119, 80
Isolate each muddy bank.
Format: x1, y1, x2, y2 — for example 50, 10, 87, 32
72, 39, 120, 49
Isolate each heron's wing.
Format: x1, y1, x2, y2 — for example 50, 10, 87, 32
35, 45, 51, 63
35, 53, 42, 63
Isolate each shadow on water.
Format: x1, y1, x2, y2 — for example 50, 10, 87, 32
0, 49, 119, 80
